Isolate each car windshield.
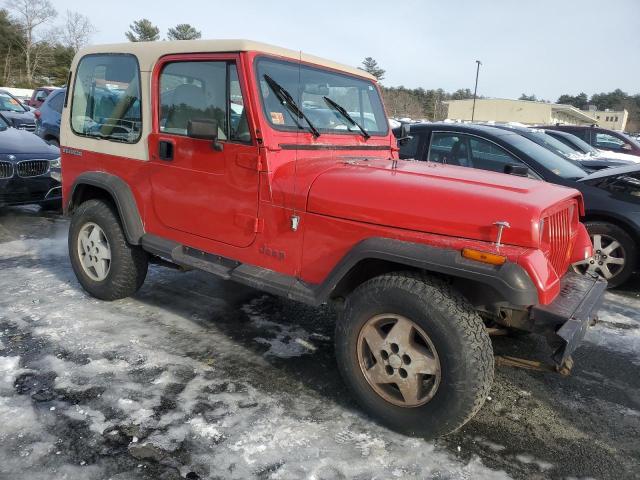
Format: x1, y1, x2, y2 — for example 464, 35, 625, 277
518, 129, 584, 158
255, 57, 388, 136
0, 92, 27, 112
549, 131, 600, 155
505, 133, 588, 180
619, 131, 640, 149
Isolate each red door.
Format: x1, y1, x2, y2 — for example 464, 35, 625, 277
148, 54, 260, 248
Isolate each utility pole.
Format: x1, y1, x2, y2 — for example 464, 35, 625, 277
471, 60, 482, 122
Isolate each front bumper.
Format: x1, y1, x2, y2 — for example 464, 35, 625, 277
531, 272, 607, 367
0, 175, 61, 207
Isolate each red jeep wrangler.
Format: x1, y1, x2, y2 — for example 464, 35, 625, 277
60, 40, 605, 437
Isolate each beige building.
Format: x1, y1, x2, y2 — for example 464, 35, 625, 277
445, 98, 597, 126
587, 108, 628, 131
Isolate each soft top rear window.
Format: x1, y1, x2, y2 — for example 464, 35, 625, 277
70, 53, 142, 144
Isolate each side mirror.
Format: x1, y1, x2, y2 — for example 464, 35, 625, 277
396, 123, 412, 146
187, 118, 223, 151
504, 164, 529, 177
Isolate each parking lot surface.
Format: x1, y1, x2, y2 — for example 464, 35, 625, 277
1, 206, 639, 480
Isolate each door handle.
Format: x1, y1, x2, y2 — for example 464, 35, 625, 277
159, 140, 174, 161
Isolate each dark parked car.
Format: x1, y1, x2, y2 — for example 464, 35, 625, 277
0, 114, 61, 209
0, 89, 37, 132
543, 125, 640, 157
35, 88, 64, 146
26, 86, 57, 108
395, 123, 640, 287
491, 124, 633, 172
543, 129, 640, 164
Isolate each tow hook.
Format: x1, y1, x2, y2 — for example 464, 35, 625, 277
495, 355, 574, 376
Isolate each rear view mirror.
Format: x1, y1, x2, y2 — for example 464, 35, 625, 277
504, 164, 529, 177
188, 118, 223, 151
397, 123, 412, 146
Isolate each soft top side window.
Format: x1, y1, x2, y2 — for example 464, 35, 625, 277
70, 53, 142, 144
158, 60, 251, 144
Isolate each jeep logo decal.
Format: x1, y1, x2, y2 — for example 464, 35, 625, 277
259, 244, 285, 261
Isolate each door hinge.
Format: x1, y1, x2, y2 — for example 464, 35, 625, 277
236, 153, 262, 171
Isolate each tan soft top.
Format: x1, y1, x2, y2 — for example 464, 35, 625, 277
73, 39, 376, 80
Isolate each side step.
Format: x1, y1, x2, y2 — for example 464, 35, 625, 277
139, 234, 319, 305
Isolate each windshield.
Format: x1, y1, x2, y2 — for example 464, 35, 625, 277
0, 92, 27, 112
547, 130, 599, 155
620, 131, 640, 149
255, 57, 388, 136
518, 129, 584, 158
505, 133, 588, 179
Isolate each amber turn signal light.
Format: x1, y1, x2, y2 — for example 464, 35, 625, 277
461, 248, 507, 266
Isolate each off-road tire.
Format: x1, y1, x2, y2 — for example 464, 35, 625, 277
585, 221, 636, 289
69, 199, 148, 300
335, 272, 494, 438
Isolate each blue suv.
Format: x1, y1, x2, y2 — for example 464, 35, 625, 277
35, 88, 65, 146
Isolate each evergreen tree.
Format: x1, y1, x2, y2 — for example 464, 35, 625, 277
125, 19, 160, 42
167, 23, 201, 41
361, 57, 385, 81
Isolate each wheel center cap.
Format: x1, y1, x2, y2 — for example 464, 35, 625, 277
388, 354, 402, 369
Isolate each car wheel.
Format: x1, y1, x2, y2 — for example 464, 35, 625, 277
335, 272, 494, 438
572, 221, 636, 288
69, 199, 148, 300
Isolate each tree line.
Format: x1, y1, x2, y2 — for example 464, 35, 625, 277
2, 5, 637, 131
362, 59, 639, 130
0, 3, 202, 88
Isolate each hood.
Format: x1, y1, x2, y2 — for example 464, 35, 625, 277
577, 164, 640, 182
0, 126, 59, 157
1, 109, 35, 125
307, 159, 581, 248
595, 150, 640, 163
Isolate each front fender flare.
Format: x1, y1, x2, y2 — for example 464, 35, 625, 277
68, 172, 144, 245
316, 237, 538, 306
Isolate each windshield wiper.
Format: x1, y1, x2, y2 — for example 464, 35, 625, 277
323, 96, 370, 140
263, 74, 320, 138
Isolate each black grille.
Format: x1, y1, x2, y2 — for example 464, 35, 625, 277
0, 161, 13, 179
17, 160, 49, 177
17, 122, 36, 132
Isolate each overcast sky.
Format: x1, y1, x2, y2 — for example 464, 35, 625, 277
47, 0, 639, 101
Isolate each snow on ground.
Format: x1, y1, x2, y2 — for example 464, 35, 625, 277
1, 208, 639, 479
0, 213, 512, 479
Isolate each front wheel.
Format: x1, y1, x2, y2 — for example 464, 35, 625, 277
572, 221, 636, 288
335, 272, 494, 438
69, 199, 148, 300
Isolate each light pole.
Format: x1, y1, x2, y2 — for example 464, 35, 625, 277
471, 60, 482, 122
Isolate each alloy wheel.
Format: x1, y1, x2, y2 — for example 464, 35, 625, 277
77, 222, 112, 281
357, 314, 441, 408
572, 233, 626, 280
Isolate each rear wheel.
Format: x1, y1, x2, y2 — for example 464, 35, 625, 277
335, 272, 494, 438
572, 221, 636, 288
69, 199, 148, 300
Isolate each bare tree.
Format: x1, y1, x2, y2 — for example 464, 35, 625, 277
62, 10, 95, 52
4, 0, 57, 84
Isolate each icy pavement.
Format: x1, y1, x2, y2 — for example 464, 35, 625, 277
1, 206, 639, 479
